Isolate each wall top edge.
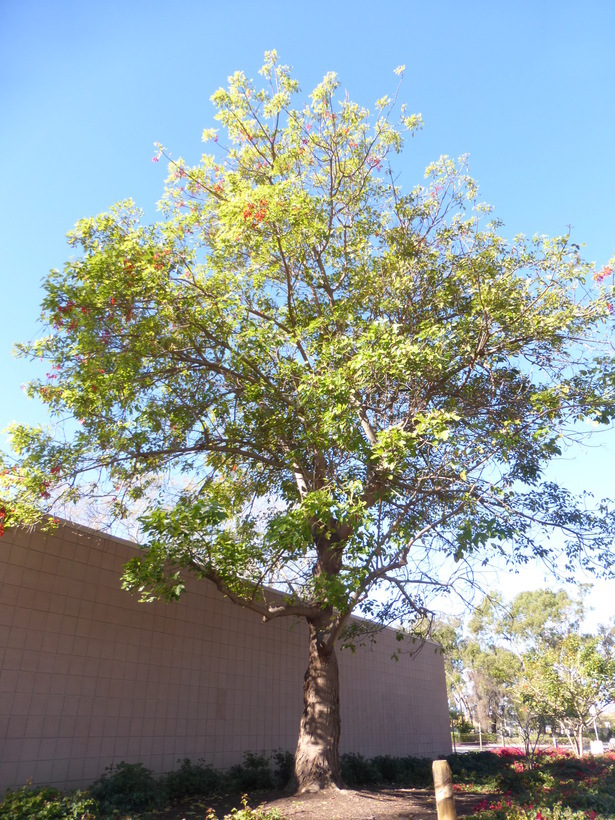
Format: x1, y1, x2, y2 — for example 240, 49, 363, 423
6, 516, 443, 649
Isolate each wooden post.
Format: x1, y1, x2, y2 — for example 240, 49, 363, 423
432, 759, 457, 820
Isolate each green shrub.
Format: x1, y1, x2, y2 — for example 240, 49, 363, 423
455, 716, 475, 735
88, 761, 161, 814
371, 754, 404, 783
448, 750, 505, 783
163, 757, 223, 801
370, 754, 432, 786
399, 755, 433, 787
271, 751, 294, 790
227, 753, 275, 792
340, 753, 382, 787
0, 784, 96, 820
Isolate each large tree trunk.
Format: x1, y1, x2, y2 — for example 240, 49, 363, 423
294, 620, 342, 793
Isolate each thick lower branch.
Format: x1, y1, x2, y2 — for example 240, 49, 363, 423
203, 566, 322, 621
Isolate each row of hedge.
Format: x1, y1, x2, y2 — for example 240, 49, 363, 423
7, 748, 601, 819
0, 750, 439, 818
1, 751, 293, 818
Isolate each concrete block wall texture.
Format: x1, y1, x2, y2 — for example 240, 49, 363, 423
0, 521, 451, 791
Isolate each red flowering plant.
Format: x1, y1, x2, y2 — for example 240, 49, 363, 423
466, 748, 615, 820
593, 263, 615, 315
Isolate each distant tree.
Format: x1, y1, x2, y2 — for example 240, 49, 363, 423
3, 53, 615, 791
450, 589, 615, 760
483, 588, 607, 759
523, 632, 615, 756
433, 618, 473, 721
469, 588, 581, 645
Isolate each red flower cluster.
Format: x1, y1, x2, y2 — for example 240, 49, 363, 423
494, 746, 524, 758
153, 249, 172, 271
242, 199, 268, 226
594, 265, 613, 283
53, 301, 76, 328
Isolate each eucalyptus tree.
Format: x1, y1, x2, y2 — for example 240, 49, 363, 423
3, 53, 615, 791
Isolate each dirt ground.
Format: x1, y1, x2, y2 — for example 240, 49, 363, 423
261, 786, 481, 819
152, 786, 482, 819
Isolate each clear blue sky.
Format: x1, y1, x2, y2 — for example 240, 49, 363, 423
2, 0, 614, 619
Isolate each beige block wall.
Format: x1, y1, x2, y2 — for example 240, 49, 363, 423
0, 521, 451, 791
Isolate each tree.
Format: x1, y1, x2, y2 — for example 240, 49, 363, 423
505, 690, 550, 767
448, 589, 615, 761
464, 642, 516, 735
3, 53, 615, 791
468, 588, 583, 650
523, 632, 615, 756
491, 590, 580, 763
432, 617, 473, 721
440, 600, 522, 741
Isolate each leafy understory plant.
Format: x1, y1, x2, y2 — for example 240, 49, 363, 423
0, 783, 96, 819
207, 794, 284, 820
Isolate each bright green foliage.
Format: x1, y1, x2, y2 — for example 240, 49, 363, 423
493, 589, 585, 648
463, 637, 520, 736
3, 52, 615, 647
0, 784, 96, 819
492, 590, 615, 759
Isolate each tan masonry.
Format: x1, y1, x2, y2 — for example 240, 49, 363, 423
0, 521, 451, 790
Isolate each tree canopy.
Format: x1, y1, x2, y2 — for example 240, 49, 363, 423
2, 52, 615, 789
